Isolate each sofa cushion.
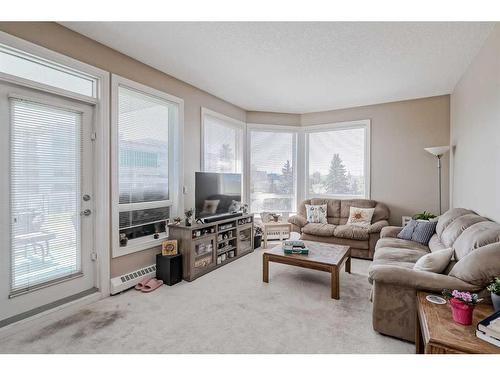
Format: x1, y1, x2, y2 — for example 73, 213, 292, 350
372, 246, 428, 268
436, 208, 475, 238
413, 248, 454, 273
310, 198, 341, 219
452, 221, 500, 261
301, 223, 336, 237
440, 214, 488, 248
300, 233, 369, 249
333, 224, 370, 240
428, 233, 447, 252
375, 237, 430, 252
340, 199, 377, 224
449, 242, 500, 286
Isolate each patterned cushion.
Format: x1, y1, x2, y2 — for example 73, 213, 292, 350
397, 219, 437, 245
305, 204, 328, 224
346, 207, 375, 227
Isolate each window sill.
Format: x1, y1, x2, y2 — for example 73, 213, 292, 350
112, 233, 168, 258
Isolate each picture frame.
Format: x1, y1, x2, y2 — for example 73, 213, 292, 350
161, 239, 178, 256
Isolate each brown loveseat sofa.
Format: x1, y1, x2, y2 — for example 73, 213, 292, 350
288, 199, 390, 259
369, 208, 500, 342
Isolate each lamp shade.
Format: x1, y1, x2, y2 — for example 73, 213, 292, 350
424, 146, 450, 157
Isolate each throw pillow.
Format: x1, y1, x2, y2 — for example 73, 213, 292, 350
397, 219, 418, 240
413, 248, 454, 273
201, 199, 220, 214
397, 219, 437, 245
305, 204, 328, 224
346, 207, 375, 227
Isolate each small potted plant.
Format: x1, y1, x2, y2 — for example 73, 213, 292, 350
254, 226, 263, 249
184, 208, 194, 227
487, 277, 500, 312
413, 211, 437, 221
442, 289, 482, 325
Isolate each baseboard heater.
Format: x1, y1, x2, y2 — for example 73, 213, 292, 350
110, 264, 156, 295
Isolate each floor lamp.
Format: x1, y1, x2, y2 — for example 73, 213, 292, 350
424, 146, 450, 215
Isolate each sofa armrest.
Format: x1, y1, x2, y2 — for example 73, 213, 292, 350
368, 220, 389, 234
368, 265, 480, 292
380, 226, 403, 238
288, 215, 307, 229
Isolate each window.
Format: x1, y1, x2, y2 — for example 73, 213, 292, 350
0, 44, 96, 98
112, 76, 183, 257
202, 108, 244, 173
305, 121, 370, 198
248, 126, 297, 213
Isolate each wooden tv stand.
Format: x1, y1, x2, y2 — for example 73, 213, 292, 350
168, 214, 254, 281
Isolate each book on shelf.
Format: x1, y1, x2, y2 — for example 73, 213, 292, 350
477, 310, 500, 340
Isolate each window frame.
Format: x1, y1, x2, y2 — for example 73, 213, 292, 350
303, 119, 371, 200
111, 74, 184, 258
246, 123, 300, 215
200, 107, 245, 173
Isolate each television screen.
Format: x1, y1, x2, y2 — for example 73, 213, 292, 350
195, 172, 242, 219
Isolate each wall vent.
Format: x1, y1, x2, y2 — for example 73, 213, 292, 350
110, 264, 156, 295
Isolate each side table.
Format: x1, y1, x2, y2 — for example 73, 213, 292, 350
262, 222, 291, 249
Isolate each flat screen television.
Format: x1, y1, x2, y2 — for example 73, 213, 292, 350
195, 172, 242, 219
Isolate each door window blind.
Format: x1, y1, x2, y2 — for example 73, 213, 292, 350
308, 127, 366, 197
249, 129, 297, 213
203, 114, 242, 173
10, 98, 82, 294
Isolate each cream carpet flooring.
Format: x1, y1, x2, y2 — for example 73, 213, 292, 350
0, 247, 414, 353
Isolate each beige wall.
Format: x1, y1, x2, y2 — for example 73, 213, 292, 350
0, 22, 452, 278
0, 22, 246, 277
246, 111, 300, 126
450, 25, 500, 222
299, 96, 451, 224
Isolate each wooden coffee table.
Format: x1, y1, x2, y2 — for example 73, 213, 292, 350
262, 241, 350, 299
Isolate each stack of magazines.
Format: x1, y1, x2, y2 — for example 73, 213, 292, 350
476, 310, 500, 347
283, 240, 309, 255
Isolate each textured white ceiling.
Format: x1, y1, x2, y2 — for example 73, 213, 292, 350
61, 22, 495, 113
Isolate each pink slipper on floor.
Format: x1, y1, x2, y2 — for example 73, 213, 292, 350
135, 277, 153, 290
141, 278, 163, 293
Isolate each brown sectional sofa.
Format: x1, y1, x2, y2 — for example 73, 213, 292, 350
368, 208, 500, 342
288, 198, 390, 259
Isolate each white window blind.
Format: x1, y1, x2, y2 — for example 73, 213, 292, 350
10, 98, 82, 293
203, 113, 242, 173
249, 129, 297, 213
117, 85, 178, 241
307, 126, 367, 197
0, 44, 96, 98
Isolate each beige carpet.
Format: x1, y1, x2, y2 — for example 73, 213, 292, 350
0, 247, 413, 353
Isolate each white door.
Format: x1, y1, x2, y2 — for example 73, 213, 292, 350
0, 82, 96, 323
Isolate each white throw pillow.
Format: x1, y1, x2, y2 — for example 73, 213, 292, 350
346, 207, 375, 227
305, 204, 328, 224
413, 248, 454, 273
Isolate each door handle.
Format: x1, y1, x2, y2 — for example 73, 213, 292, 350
81, 209, 92, 216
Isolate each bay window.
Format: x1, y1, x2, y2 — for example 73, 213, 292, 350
201, 108, 244, 173
305, 120, 370, 199
247, 125, 298, 213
